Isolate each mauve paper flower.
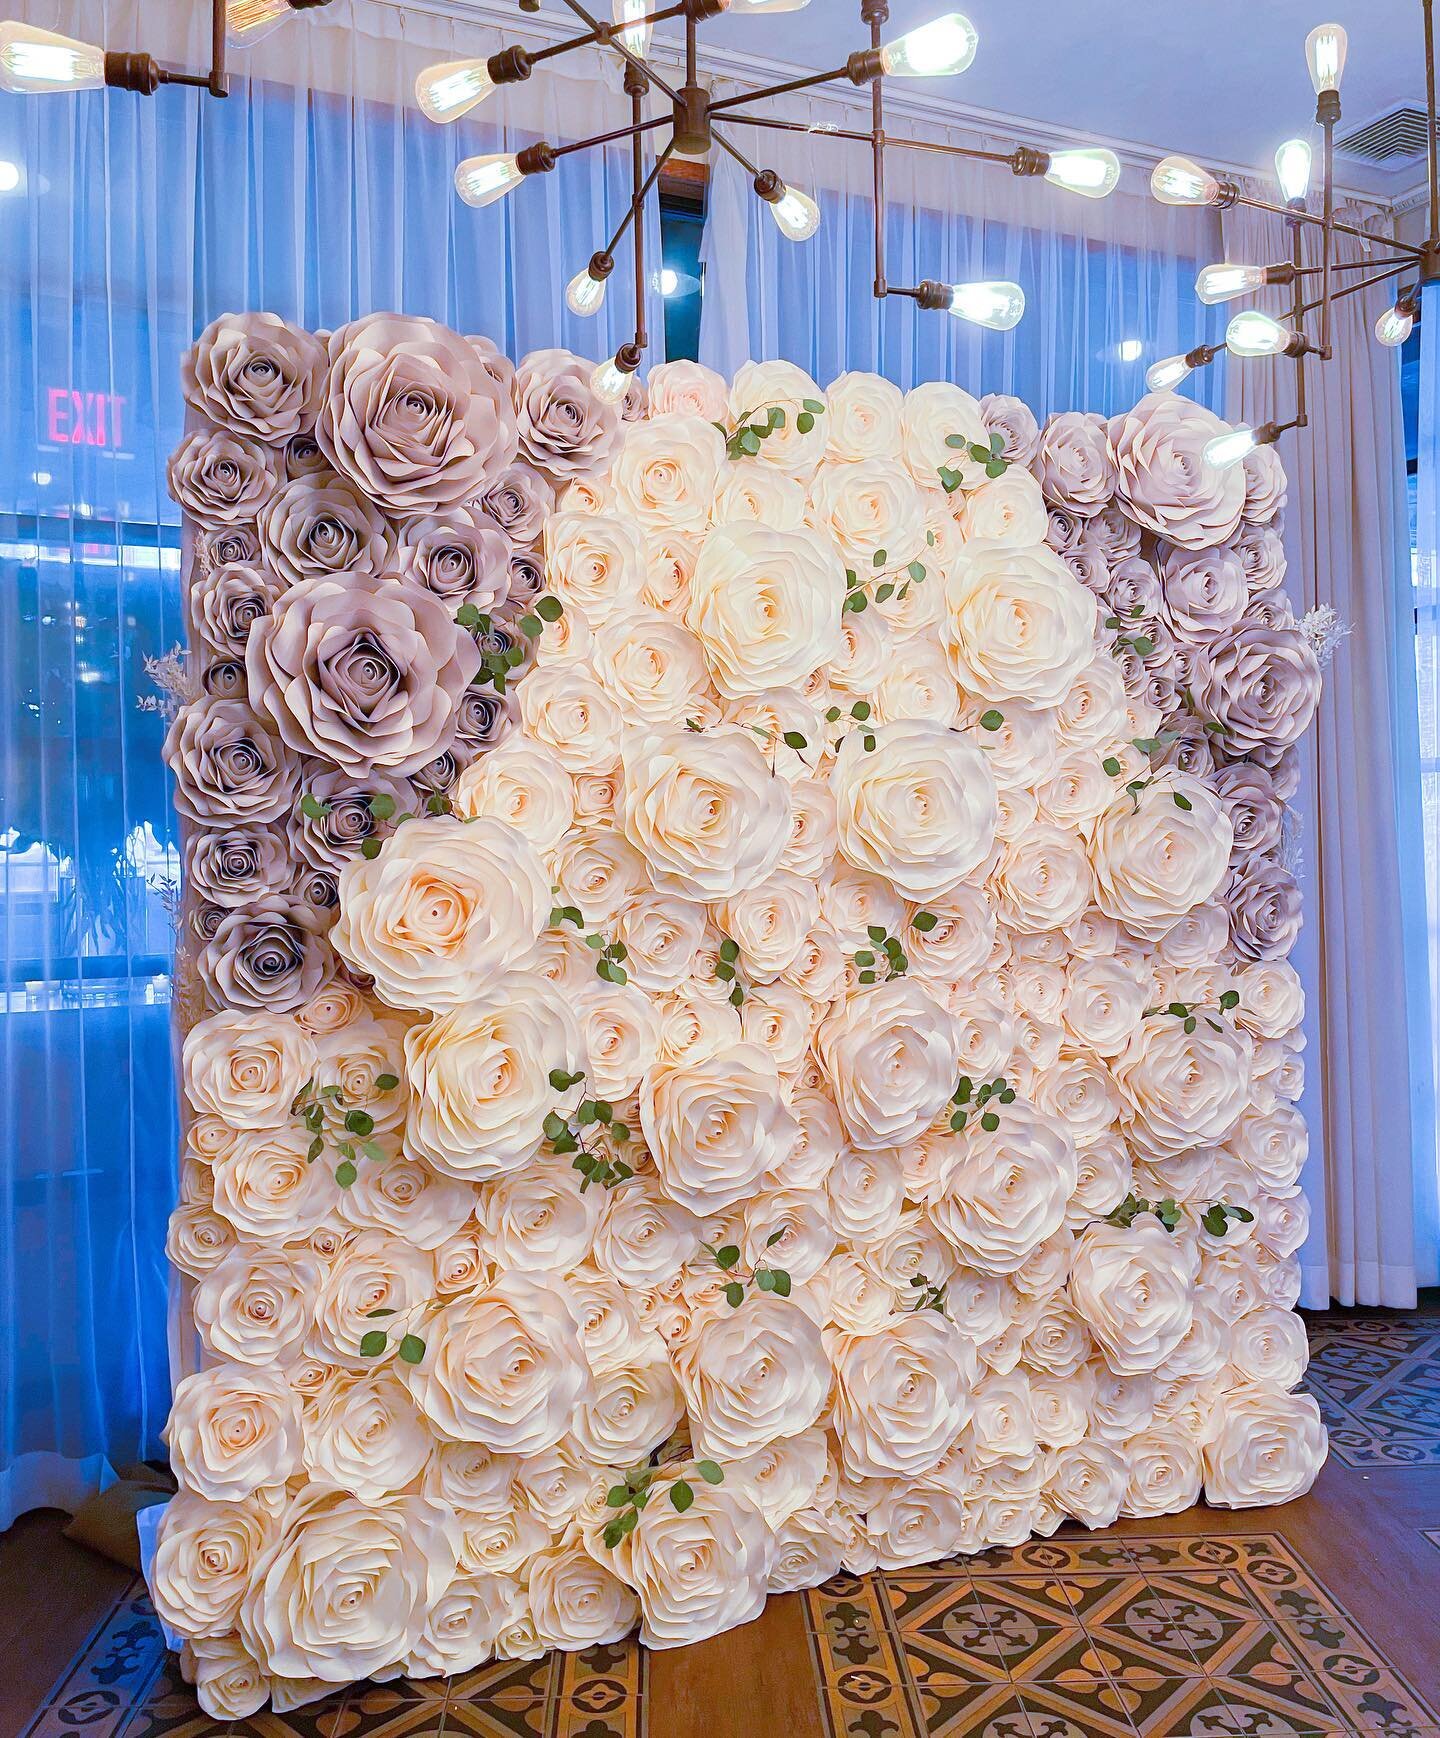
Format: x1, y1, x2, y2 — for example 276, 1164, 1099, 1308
1046, 507, 1085, 554
1065, 550, 1111, 596
1270, 744, 1302, 802
202, 526, 264, 568
185, 826, 291, 908
1201, 621, 1321, 760
979, 393, 1041, 467
1036, 411, 1117, 518
1079, 502, 1143, 563
1169, 640, 1214, 698
285, 432, 330, 479
197, 895, 331, 1012
1243, 591, 1296, 633
466, 332, 516, 395
1227, 855, 1303, 960
1107, 556, 1164, 622
1243, 443, 1287, 525
165, 697, 300, 826
246, 569, 480, 776
257, 474, 395, 589
512, 347, 623, 480
1108, 392, 1245, 550
508, 548, 545, 608
316, 314, 519, 518
454, 686, 516, 755
1233, 523, 1287, 595
201, 660, 247, 700
296, 869, 339, 913
410, 749, 463, 797
622, 375, 649, 422
182, 313, 325, 445
1210, 761, 1285, 863
168, 427, 280, 528
395, 508, 512, 614
189, 563, 285, 660
1158, 543, 1249, 639
288, 768, 411, 875
1154, 716, 1216, 779
478, 462, 554, 547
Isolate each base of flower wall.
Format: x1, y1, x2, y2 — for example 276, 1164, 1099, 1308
156, 314, 1325, 1718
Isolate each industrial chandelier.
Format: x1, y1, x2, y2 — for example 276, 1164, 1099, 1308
1143, 2, 1440, 470
0, 0, 1124, 403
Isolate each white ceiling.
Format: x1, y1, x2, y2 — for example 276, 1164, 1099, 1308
654, 0, 1430, 200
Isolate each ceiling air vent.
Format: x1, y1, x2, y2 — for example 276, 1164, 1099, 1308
1336, 105, 1438, 164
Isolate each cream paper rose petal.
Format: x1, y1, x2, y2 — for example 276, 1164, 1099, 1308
640, 1041, 798, 1214
943, 541, 1098, 707
686, 523, 844, 698
1088, 771, 1232, 940
831, 1312, 978, 1479
817, 979, 965, 1152
674, 1292, 830, 1457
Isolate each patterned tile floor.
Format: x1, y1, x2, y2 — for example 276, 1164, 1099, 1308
1302, 1317, 1440, 1468
15, 1312, 1440, 1738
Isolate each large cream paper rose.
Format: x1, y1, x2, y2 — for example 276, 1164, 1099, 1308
831, 719, 998, 900
544, 511, 646, 624
239, 1489, 457, 1682
728, 360, 828, 479
647, 359, 729, 422
817, 979, 965, 1151
640, 1043, 798, 1214
806, 457, 928, 570
831, 1312, 978, 1478
931, 1102, 1078, 1275
598, 1471, 775, 1648
1113, 1013, 1252, 1156
183, 1010, 314, 1128
402, 1270, 592, 1452
610, 416, 724, 534
620, 725, 792, 901
332, 817, 549, 1010
1202, 1389, 1327, 1507
529, 1545, 640, 1650
451, 740, 574, 856
1088, 771, 1232, 939
165, 1366, 302, 1501
943, 541, 1098, 706
825, 371, 904, 461
591, 607, 711, 727
302, 1372, 434, 1502
674, 1292, 830, 1458
152, 1492, 280, 1640
899, 381, 989, 490
686, 523, 844, 698
194, 1247, 319, 1366
403, 971, 583, 1180
1070, 1219, 1199, 1374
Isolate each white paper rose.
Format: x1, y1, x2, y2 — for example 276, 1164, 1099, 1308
152, 1492, 280, 1640
640, 1042, 798, 1214
183, 1011, 314, 1129
825, 371, 904, 461
931, 1102, 1078, 1275
899, 381, 989, 490
647, 359, 729, 422
686, 523, 844, 698
831, 1312, 978, 1478
1202, 1389, 1327, 1507
817, 978, 966, 1151
332, 817, 549, 1010
591, 607, 711, 727
1088, 771, 1232, 939
1113, 1013, 1252, 1156
728, 360, 828, 479
943, 541, 1098, 706
1070, 1219, 1199, 1374
831, 718, 998, 900
675, 1292, 830, 1457
610, 416, 724, 534
806, 457, 928, 570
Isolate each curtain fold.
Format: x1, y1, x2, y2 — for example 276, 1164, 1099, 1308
1415, 280, 1440, 1299
0, 0, 665, 1529
1223, 199, 1433, 1307
698, 97, 1226, 413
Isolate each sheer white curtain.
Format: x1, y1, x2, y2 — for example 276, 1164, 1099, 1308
0, 0, 663, 1528
699, 95, 1226, 413
1223, 198, 1434, 1307
1415, 281, 1440, 1299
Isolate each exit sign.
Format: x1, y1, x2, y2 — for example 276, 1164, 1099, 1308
46, 389, 128, 449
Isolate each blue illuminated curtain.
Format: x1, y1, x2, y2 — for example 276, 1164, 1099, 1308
0, 0, 664, 1528
700, 107, 1226, 413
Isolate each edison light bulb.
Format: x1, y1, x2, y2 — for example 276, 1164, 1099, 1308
879, 12, 978, 77
1226, 309, 1293, 358
0, 21, 105, 91
1305, 23, 1347, 94
455, 153, 526, 208
225, 0, 296, 45
1196, 262, 1266, 305
591, 356, 633, 405
416, 58, 495, 122
1275, 138, 1313, 202
1376, 302, 1416, 347
1147, 354, 1193, 393
947, 280, 1025, 330
1204, 426, 1259, 470
613, 0, 653, 57
654, 267, 680, 295
566, 267, 608, 317
1151, 154, 1220, 207
768, 185, 821, 242
1044, 147, 1121, 200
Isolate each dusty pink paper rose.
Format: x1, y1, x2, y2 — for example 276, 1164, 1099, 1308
1226, 855, 1303, 960
477, 462, 554, 546
197, 894, 331, 1013
257, 474, 395, 589
183, 312, 325, 444
1242, 443, 1287, 525
189, 562, 285, 659
168, 427, 280, 528
287, 767, 410, 874
513, 347, 623, 479
647, 359, 729, 422
980, 393, 1041, 467
1035, 411, 1117, 518
316, 314, 518, 517
165, 697, 300, 826
1108, 392, 1245, 549
184, 825, 291, 907
246, 569, 479, 776
1211, 762, 1285, 862
1158, 543, 1249, 639
1201, 621, 1321, 760
396, 508, 512, 614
